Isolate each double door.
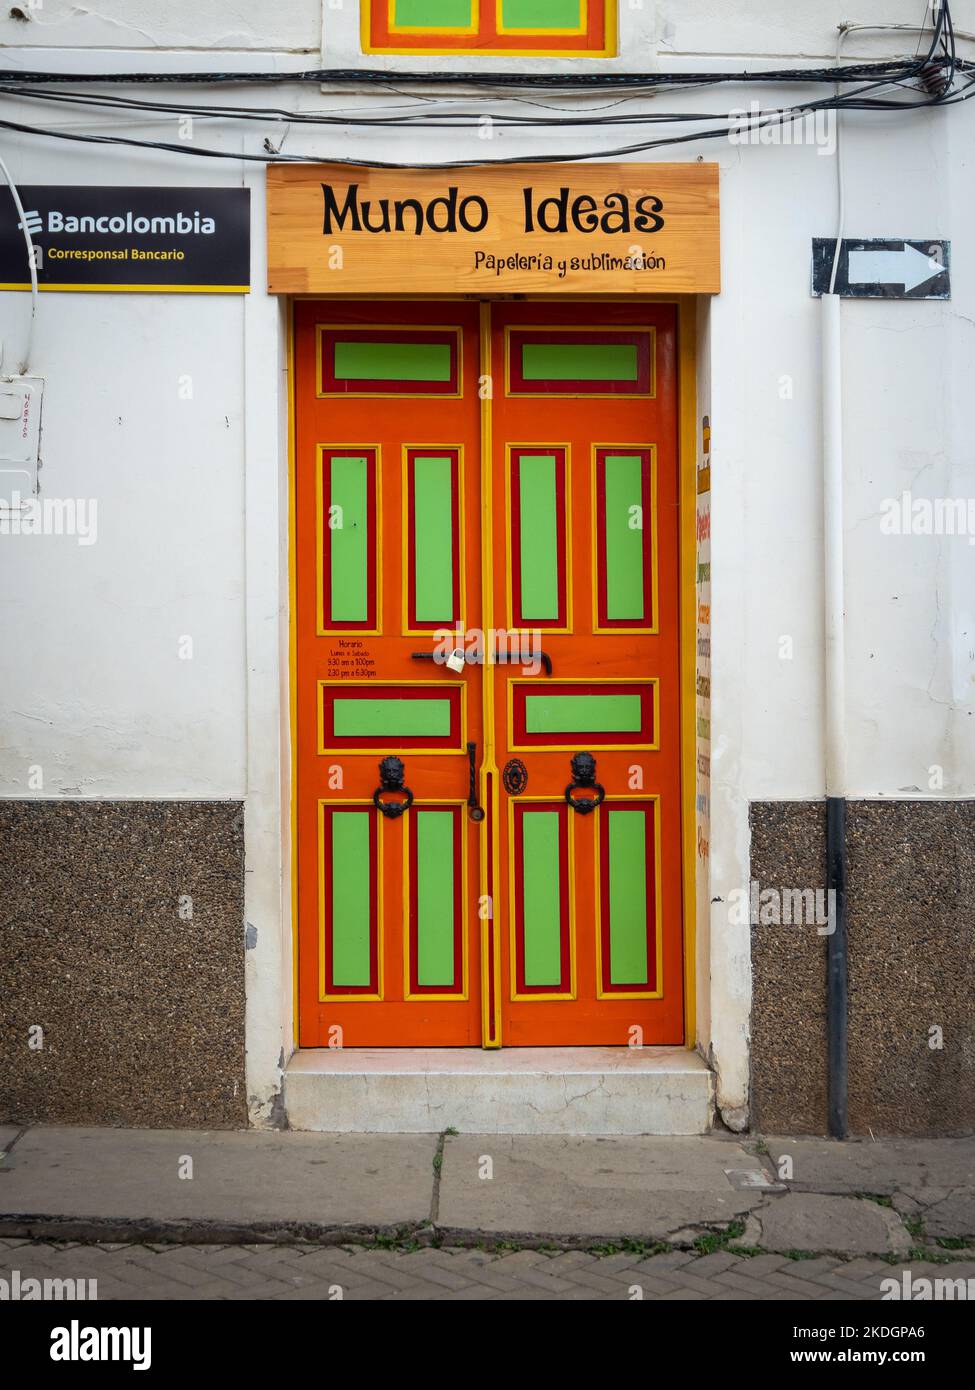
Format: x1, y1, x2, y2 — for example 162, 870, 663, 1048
295, 300, 684, 1047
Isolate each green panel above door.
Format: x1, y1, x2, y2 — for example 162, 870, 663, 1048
333, 340, 452, 381
521, 342, 638, 381
501, 0, 582, 29
394, 0, 473, 28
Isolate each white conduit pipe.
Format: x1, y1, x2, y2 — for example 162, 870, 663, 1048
822, 290, 847, 799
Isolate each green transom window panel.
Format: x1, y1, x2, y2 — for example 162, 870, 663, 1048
608, 810, 649, 986
365, 0, 612, 55
521, 342, 638, 381
333, 698, 453, 738
501, 0, 583, 29
521, 811, 563, 987
605, 454, 646, 620
413, 455, 455, 622
329, 455, 369, 623
330, 812, 373, 987
333, 340, 452, 382
393, 0, 474, 28
416, 811, 456, 987
525, 693, 643, 734
517, 453, 560, 621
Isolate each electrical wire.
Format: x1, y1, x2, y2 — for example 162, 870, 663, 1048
0, 1, 962, 92
0, 2, 968, 168
0, 148, 37, 374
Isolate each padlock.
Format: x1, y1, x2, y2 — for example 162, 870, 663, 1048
445, 647, 466, 673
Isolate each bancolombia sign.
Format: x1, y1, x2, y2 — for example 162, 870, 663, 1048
266, 163, 719, 295
0, 186, 250, 291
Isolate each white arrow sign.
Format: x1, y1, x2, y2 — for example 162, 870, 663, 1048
848, 244, 944, 294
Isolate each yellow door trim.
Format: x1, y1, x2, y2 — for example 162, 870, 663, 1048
288, 293, 700, 1052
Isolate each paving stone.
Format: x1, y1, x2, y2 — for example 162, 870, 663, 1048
763, 1137, 975, 1196
840, 1257, 895, 1279
549, 1266, 639, 1297
805, 1271, 888, 1300
636, 1250, 698, 1269
398, 1262, 476, 1292
752, 1193, 909, 1256
0, 1128, 438, 1227
781, 1255, 842, 1277
767, 1271, 840, 1299
438, 1134, 761, 1237
495, 1265, 581, 1294
540, 1251, 600, 1271
923, 1192, 975, 1239
685, 1251, 742, 1274
712, 1268, 793, 1298
735, 1253, 790, 1274
627, 1275, 685, 1297
585, 1252, 643, 1271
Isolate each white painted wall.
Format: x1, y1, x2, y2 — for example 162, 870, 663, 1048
0, 281, 248, 799
1, 1, 973, 1124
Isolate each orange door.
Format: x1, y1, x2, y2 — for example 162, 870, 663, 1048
295, 302, 483, 1046
488, 303, 684, 1045
295, 300, 684, 1049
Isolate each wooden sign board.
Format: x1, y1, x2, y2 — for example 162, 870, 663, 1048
267, 163, 719, 296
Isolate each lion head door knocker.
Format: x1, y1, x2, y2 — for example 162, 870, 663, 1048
373, 755, 414, 819
565, 751, 605, 815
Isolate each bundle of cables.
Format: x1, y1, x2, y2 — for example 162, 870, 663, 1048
0, 1, 970, 168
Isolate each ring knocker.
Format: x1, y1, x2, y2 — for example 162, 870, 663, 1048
373, 755, 414, 819
565, 751, 605, 815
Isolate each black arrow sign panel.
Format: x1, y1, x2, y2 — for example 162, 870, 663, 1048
812, 238, 950, 300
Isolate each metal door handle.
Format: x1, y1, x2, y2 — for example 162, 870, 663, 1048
373, 755, 414, 819
565, 752, 605, 815
467, 741, 485, 822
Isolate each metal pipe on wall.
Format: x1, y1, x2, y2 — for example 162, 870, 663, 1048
822, 290, 848, 1139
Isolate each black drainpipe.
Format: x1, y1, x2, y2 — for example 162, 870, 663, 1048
826, 796, 848, 1138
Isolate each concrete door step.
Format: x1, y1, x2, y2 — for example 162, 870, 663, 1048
284, 1046, 714, 1135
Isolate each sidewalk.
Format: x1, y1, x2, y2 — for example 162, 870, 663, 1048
1, 1126, 973, 1299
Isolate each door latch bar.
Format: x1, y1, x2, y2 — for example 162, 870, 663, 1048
467, 741, 485, 822
410, 649, 552, 675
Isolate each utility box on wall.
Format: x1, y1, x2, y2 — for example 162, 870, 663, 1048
0, 375, 43, 504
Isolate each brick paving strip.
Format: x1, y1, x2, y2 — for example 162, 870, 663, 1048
2, 1239, 975, 1301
